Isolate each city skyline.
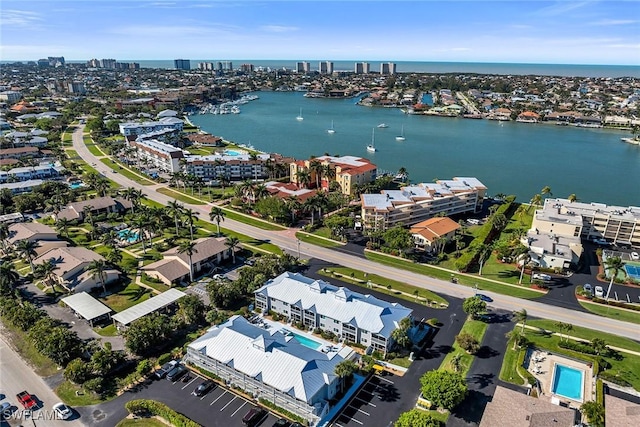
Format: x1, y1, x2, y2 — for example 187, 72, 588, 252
1, 1, 639, 65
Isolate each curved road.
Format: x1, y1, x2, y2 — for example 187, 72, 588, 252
72, 126, 639, 341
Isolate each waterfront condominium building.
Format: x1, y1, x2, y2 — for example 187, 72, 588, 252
296, 61, 311, 73
254, 272, 412, 354
354, 62, 370, 74
289, 155, 377, 196
531, 198, 640, 248
118, 117, 184, 139
128, 138, 184, 173
186, 315, 349, 425
183, 152, 290, 182
361, 177, 487, 231
319, 61, 334, 74
380, 62, 397, 75
174, 59, 191, 70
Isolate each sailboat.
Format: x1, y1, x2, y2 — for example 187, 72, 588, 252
367, 128, 377, 152
395, 125, 406, 141
296, 108, 304, 121
327, 120, 336, 134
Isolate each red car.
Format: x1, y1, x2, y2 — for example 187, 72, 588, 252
16, 391, 37, 409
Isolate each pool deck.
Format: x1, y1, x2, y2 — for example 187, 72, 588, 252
526, 349, 594, 409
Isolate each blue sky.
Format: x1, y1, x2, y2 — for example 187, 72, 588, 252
1, 1, 639, 65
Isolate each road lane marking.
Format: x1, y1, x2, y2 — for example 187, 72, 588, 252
210, 390, 227, 405
230, 401, 247, 417
377, 376, 394, 385
348, 406, 370, 416
220, 395, 237, 411
355, 397, 376, 407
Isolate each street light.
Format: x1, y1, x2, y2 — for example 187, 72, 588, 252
297, 239, 301, 259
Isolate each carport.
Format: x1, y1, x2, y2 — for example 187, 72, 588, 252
111, 288, 186, 329
61, 291, 112, 327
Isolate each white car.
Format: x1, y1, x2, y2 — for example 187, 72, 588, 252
594, 286, 604, 298
53, 402, 73, 420
631, 252, 639, 261
533, 273, 552, 281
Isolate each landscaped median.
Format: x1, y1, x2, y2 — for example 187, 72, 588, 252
100, 158, 156, 185
318, 266, 449, 308
575, 285, 640, 325
124, 399, 201, 427
156, 187, 207, 205
296, 231, 343, 248
364, 250, 545, 299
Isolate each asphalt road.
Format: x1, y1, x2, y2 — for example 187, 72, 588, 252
71, 125, 640, 342
0, 336, 84, 427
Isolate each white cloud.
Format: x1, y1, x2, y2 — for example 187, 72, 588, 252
589, 19, 638, 26
0, 9, 43, 27
260, 25, 299, 33
532, 1, 591, 17
108, 23, 241, 38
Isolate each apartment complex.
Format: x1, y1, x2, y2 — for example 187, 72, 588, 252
532, 198, 640, 248
296, 61, 311, 73
290, 155, 377, 196
319, 61, 334, 74
361, 177, 487, 231
380, 62, 397, 75
187, 315, 349, 425
354, 62, 370, 74
118, 117, 184, 139
0, 162, 65, 184
254, 272, 412, 354
128, 138, 184, 173
174, 59, 191, 70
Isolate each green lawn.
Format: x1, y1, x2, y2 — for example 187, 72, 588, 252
498, 337, 526, 386
0, 320, 59, 377
156, 187, 206, 204
65, 149, 80, 159
365, 251, 544, 299
222, 208, 287, 231
317, 266, 449, 307
86, 143, 104, 157
56, 381, 107, 406
140, 274, 171, 293
99, 158, 155, 185
578, 300, 640, 325
98, 283, 152, 313
94, 324, 118, 337
296, 231, 342, 248
192, 220, 283, 255
440, 319, 488, 376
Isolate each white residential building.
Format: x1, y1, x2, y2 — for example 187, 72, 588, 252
532, 198, 640, 248
522, 230, 583, 270
0, 162, 65, 184
254, 272, 412, 354
119, 117, 184, 138
361, 177, 487, 231
186, 315, 349, 426
128, 138, 184, 173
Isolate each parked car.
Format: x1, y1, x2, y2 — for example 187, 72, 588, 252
273, 419, 290, 427
166, 364, 188, 382
592, 238, 609, 246
53, 402, 73, 420
532, 273, 552, 281
242, 408, 267, 426
154, 360, 177, 379
192, 380, 215, 397
16, 391, 37, 410
594, 286, 604, 298
631, 252, 639, 260
0, 401, 11, 415
583, 283, 593, 295
476, 294, 493, 303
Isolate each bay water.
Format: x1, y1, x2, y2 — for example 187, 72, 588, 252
189, 91, 640, 207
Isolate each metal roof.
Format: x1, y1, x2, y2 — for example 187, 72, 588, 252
112, 288, 186, 326
61, 292, 112, 321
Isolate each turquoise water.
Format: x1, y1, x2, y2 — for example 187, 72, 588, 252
189, 91, 640, 206
284, 329, 322, 350
224, 150, 242, 156
551, 364, 584, 401
69, 182, 84, 189
118, 229, 139, 243
625, 263, 640, 280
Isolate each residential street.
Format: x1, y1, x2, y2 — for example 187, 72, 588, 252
71, 125, 640, 342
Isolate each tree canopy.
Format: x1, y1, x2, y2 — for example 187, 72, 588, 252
395, 409, 442, 427
420, 370, 467, 410
462, 296, 487, 319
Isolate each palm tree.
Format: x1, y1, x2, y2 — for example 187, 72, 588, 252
334, 360, 357, 393
88, 259, 109, 294
567, 193, 578, 203
476, 243, 493, 276
0, 222, 11, 252
513, 309, 528, 333
0, 263, 20, 297
120, 187, 144, 215
604, 256, 626, 301
100, 230, 119, 249
16, 239, 39, 273
284, 195, 301, 225
518, 250, 531, 284
225, 237, 240, 264
55, 217, 73, 238
515, 204, 528, 225
183, 208, 198, 242
450, 353, 462, 373
105, 247, 123, 266
309, 160, 323, 189
35, 259, 58, 292
167, 200, 184, 236
529, 194, 542, 212
540, 186, 553, 198
295, 168, 311, 189
178, 241, 198, 282
209, 207, 225, 236
132, 214, 149, 254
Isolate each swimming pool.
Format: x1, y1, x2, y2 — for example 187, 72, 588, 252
69, 182, 85, 189
624, 263, 640, 280
118, 228, 139, 243
283, 329, 322, 350
551, 364, 584, 401
223, 149, 244, 156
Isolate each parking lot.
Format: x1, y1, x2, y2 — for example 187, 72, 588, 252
332, 374, 404, 427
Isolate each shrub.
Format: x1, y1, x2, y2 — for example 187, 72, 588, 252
456, 332, 480, 354
258, 398, 307, 425
558, 340, 598, 355
157, 353, 173, 366
427, 318, 440, 327
125, 399, 201, 427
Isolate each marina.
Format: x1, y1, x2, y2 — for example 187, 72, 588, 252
189, 91, 640, 207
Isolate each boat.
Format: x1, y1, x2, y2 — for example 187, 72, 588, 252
377, 123, 389, 128
395, 125, 405, 141
327, 120, 336, 134
367, 128, 377, 152
296, 108, 304, 121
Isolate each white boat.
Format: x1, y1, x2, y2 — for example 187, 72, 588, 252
327, 120, 336, 134
377, 123, 389, 128
231, 106, 241, 114
367, 128, 377, 152
395, 125, 405, 141
296, 108, 304, 121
